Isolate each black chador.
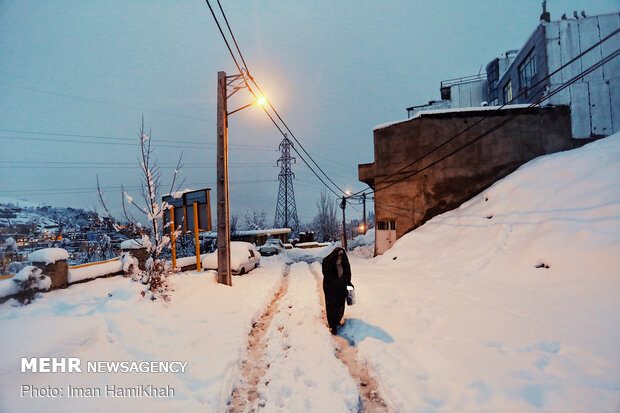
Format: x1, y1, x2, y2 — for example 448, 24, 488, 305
322, 247, 353, 334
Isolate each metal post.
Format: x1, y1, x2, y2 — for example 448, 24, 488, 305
217, 71, 232, 286
341, 196, 347, 250
170, 206, 177, 270
193, 202, 202, 272
362, 193, 367, 235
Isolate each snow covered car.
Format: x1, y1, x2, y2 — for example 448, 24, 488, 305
258, 238, 285, 256
201, 241, 260, 275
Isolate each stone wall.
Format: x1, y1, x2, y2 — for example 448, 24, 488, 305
32, 260, 68, 288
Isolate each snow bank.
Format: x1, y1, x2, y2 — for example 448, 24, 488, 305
67, 259, 123, 283
346, 133, 620, 412
0, 266, 51, 298
0, 261, 284, 412
28, 248, 69, 264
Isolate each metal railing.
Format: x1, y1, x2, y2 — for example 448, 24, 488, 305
441, 73, 486, 88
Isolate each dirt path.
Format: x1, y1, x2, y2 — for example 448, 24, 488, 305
227, 265, 291, 413
308, 264, 391, 412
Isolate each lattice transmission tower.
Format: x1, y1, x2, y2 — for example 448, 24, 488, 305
274, 134, 300, 234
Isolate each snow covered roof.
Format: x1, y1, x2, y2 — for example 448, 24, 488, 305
374, 104, 538, 131
28, 248, 69, 264
166, 188, 195, 199
234, 228, 292, 236
120, 239, 144, 250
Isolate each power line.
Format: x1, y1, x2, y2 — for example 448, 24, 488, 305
0, 179, 277, 197
0, 160, 274, 167
0, 134, 273, 151
0, 129, 272, 149
4, 83, 210, 123
348, 27, 620, 199
204, 0, 348, 198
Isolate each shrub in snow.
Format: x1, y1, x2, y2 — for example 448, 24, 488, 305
97, 119, 182, 301
11, 266, 51, 304
5, 261, 27, 274
4, 237, 18, 253
121, 252, 139, 276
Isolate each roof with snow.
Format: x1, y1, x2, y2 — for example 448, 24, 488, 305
374, 104, 539, 131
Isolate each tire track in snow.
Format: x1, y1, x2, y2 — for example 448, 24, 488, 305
308, 262, 391, 413
227, 265, 291, 413
256, 262, 359, 412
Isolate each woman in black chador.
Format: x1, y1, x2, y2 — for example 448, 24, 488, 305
322, 247, 353, 335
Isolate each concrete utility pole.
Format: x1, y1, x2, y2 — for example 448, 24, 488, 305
341, 196, 347, 250
217, 71, 232, 286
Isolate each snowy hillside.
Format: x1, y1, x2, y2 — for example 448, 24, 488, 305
345, 133, 620, 411
0, 196, 43, 209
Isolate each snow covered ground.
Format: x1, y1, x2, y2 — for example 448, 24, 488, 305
0, 263, 284, 413
0, 134, 618, 412
258, 262, 358, 412
343, 134, 620, 412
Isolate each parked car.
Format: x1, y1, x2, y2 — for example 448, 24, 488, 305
258, 238, 285, 256
202, 241, 260, 275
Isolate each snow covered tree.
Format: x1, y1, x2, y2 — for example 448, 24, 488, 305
243, 209, 267, 230
97, 118, 184, 300
311, 190, 340, 242
230, 213, 239, 234
4, 237, 17, 253
11, 266, 51, 305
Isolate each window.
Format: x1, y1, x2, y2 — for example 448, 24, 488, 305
503, 80, 513, 104
518, 48, 537, 90
377, 220, 396, 230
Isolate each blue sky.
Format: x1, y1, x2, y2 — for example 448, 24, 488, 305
0, 0, 618, 224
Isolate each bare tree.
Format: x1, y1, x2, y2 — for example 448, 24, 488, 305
243, 209, 267, 230
311, 190, 339, 242
230, 213, 239, 234
97, 118, 184, 300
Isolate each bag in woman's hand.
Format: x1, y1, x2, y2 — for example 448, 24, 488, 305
346, 285, 356, 306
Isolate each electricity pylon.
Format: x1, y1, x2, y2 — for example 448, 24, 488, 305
274, 134, 300, 234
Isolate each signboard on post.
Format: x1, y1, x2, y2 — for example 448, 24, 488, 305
163, 189, 212, 234
162, 189, 212, 271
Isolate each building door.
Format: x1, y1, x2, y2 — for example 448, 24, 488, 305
376, 220, 396, 254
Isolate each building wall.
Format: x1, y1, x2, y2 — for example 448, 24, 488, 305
497, 25, 548, 106
542, 13, 620, 138
368, 106, 588, 254
450, 79, 487, 108
497, 13, 620, 138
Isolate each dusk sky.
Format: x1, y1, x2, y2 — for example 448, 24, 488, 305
1, 0, 618, 225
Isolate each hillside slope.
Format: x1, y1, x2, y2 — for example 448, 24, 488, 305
346, 133, 620, 412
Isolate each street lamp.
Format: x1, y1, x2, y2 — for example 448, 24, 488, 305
216, 71, 266, 286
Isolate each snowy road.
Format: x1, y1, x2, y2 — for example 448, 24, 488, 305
227, 258, 391, 412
